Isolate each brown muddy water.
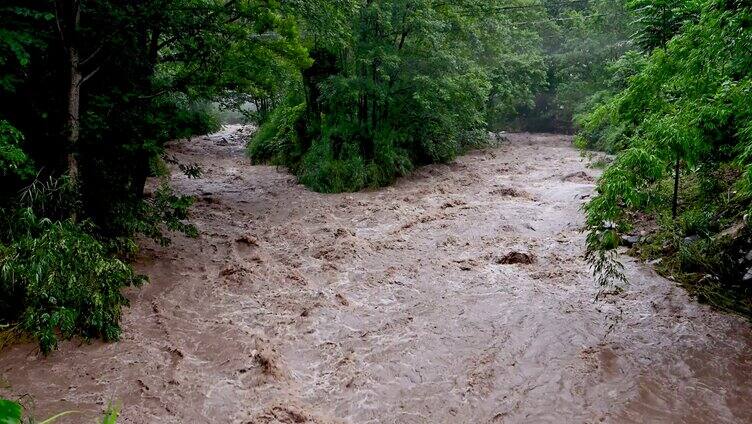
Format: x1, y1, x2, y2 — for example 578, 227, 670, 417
1, 129, 751, 423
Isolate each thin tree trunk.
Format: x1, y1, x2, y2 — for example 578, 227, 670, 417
672, 155, 680, 219
56, 0, 83, 221
67, 43, 82, 185
371, 60, 378, 130
57, 0, 82, 186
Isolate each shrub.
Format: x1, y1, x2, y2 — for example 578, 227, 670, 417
678, 237, 734, 276
0, 179, 195, 355
367, 128, 413, 188
169, 100, 222, 139
111, 183, 198, 249
247, 95, 306, 165
298, 140, 367, 193
678, 207, 714, 237
0, 211, 144, 354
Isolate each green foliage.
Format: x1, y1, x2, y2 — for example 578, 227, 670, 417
248, 92, 307, 165
0, 121, 32, 179
573, 50, 647, 151
110, 183, 198, 249
627, 0, 702, 51
0, 397, 119, 423
678, 237, 732, 275
254, 0, 547, 192
0, 211, 145, 354
100, 404, 121, 424
170, 101, 222, 140
299, 140, 368, 193
580, 0, 752, 302
513, 0, 634, 132
0, 399, 22, 424
0, 175, 193, 354
0, 0, 310, 352
677, 206, 714, 237
0, 6, 51, 93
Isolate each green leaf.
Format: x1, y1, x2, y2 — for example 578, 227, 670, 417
101, 403, 121, 424
0, 399, 22, 424
38, 410, 79, 424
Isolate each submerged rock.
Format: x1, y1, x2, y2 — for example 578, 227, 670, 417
497, 251, 535, 265
562, 171, 595, 183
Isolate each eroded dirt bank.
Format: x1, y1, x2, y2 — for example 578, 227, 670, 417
2, 129, 751, 423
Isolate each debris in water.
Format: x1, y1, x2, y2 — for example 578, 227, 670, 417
562, 171, 595, 183
497, 251, 535, 265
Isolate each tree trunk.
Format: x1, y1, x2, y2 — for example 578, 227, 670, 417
67, 43, 82, 185
57, 0, 82, 186
672, 155, 680, 219
371, 60, 378, 130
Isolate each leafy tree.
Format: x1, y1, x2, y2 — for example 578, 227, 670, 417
580, 0, 752, 312
511, 0, 634, 132
250, 0, 547, 192
627, 0, 701, 51
0, 0, 310, 352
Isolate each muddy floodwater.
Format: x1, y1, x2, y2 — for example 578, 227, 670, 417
1, 129, 751, 423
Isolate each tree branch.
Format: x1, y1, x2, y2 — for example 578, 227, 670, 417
53, 0, 67, 51
80, 43, 104, 66
80, 65, 101, 86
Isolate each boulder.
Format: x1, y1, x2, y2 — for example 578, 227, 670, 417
620, 235, 640, 247
497, 251, 535, 265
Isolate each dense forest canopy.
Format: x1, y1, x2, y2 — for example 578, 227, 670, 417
1, 0, 751, 354
249, 0, 550, 192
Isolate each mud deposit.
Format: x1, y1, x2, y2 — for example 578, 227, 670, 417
2, 129, 751, 423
